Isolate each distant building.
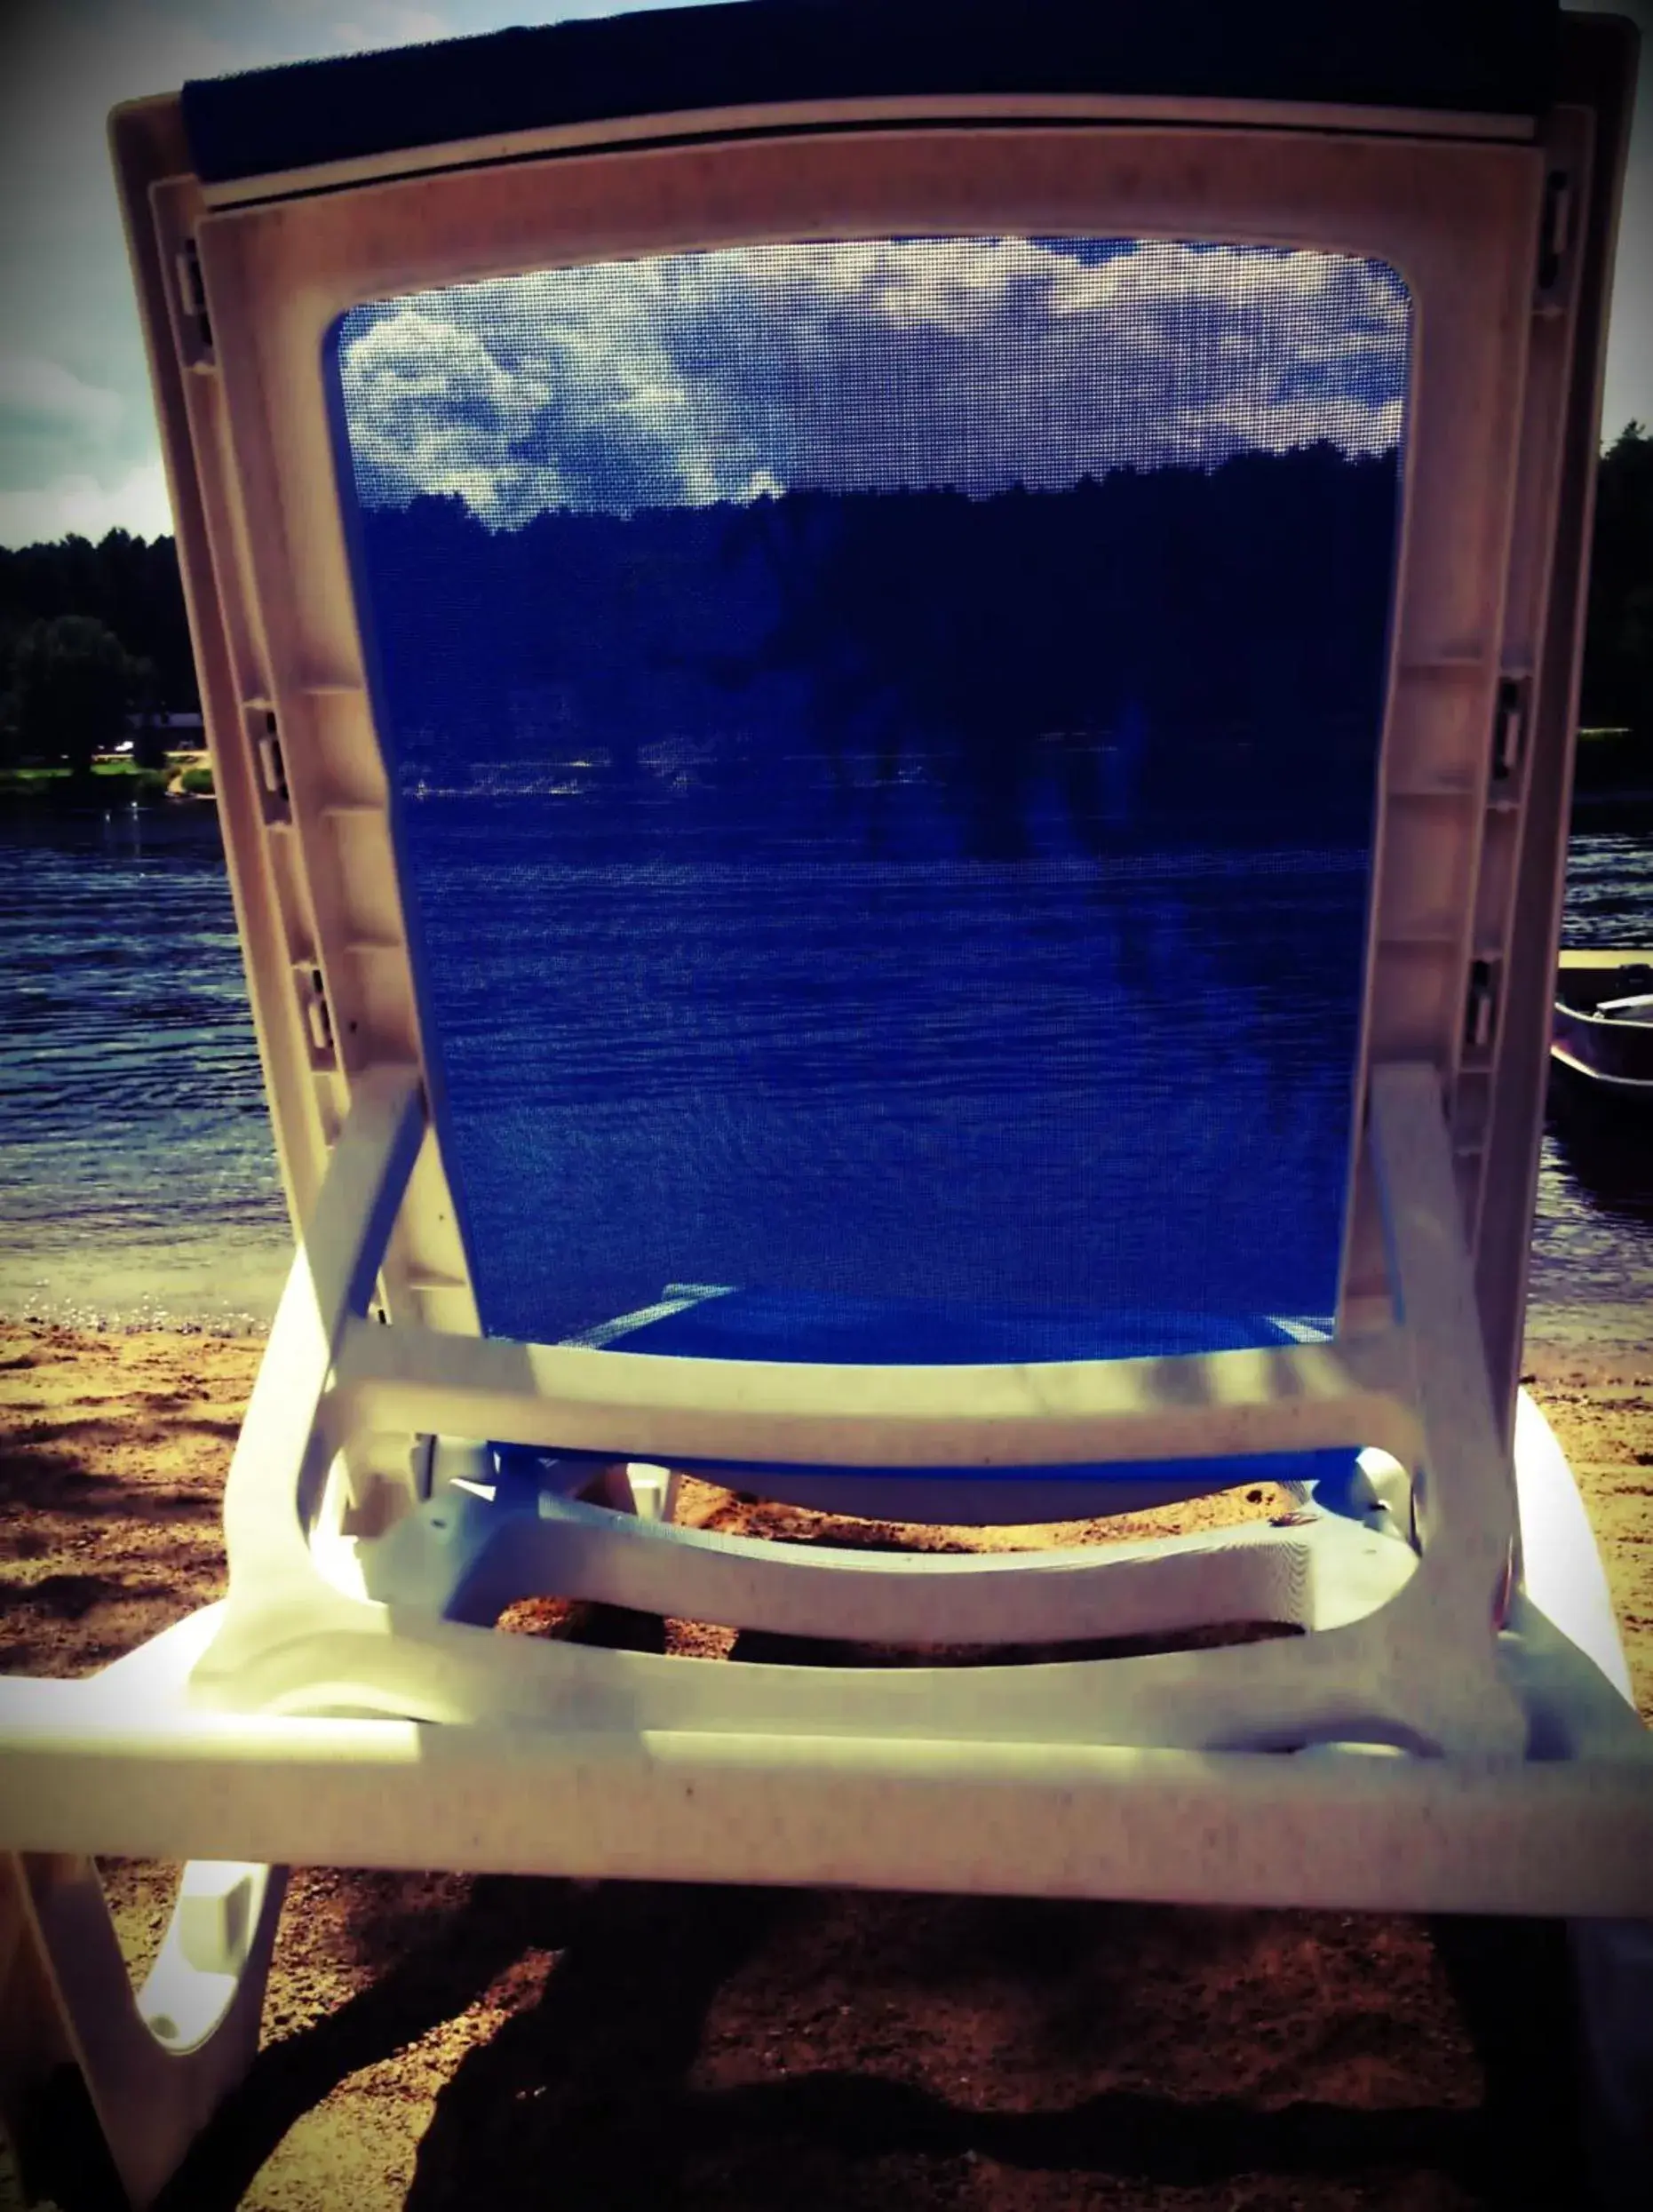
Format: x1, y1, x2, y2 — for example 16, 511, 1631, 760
125, 710, 204, 738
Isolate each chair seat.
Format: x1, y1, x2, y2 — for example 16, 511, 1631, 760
571, 1282, 1323, 1364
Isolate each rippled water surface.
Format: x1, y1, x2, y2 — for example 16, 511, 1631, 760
0, 807, 287, 1324
0, 804, 1647, 1342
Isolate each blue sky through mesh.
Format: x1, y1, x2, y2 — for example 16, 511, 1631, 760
335, 237, 1410, 527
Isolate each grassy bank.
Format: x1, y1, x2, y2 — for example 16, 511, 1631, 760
0, 757, 213, 805
3, 736, 1643, 818
1572, 724, 1652, 809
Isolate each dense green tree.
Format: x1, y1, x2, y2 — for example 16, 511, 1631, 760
8, 616, 143, 779
1582, 421, 1653, 741
0, 529, 197, 717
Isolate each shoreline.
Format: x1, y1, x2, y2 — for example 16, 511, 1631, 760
2, 1302, 1643, 1375
4, 770, 1651, 831
1, 1300, 1643, 1361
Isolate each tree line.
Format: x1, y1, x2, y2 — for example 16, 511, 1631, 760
0, 528, 197, 776
359, 442, 1399, 856
2, 422, 1648, 788
1577, 421, 1653, 789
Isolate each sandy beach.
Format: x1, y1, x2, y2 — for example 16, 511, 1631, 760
1, 1317, 1649, 2210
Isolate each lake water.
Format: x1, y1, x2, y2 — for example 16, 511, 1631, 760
0, 802, 1647, 1349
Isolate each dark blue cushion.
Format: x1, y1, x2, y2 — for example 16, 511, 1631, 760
182, 1, 1558, 188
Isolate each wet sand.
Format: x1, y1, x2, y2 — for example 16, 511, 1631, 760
2, 1318, 1649, 2210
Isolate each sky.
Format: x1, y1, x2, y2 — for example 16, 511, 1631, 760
336, 240, 1411, 524
0, 0, 1648, 547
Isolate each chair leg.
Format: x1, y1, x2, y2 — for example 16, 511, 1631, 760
0, 1851, 287, 2209
591, 1460, 681, 1522
1570, 1916, 1653, 2210
1430, 1912, 1585, 2204
1431, 1912, 1653, 2209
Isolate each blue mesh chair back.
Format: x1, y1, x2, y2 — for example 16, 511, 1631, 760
331, 233, 1410, 1504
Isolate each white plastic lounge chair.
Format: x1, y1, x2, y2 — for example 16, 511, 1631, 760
3, 2, 1649, 2203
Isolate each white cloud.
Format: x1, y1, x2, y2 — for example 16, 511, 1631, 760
0, 458, 173, 547
338, 306, 562, 521
0, 355, 124, 440
337, 236, 1414, 528
0, 4, 702, 545
326, 8, 449, 52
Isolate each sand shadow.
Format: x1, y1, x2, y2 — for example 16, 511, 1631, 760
145, 1876, 584, 2212
655, 2073, 1487, 2206
1429, 1914, 1589, 2208
0, 1437, 222, 1519
17, 1878, 1584, 2212
405, 1881, 788, 2208
19, 1884, 1575, 2212
397, 1888, 1520, 2212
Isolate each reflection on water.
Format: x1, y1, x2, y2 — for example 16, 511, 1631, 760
1531, 1083, 1653, 1347
1556, 831, 1653, 949
406, 801, 1370, 1346
0, 804, 1647, 1338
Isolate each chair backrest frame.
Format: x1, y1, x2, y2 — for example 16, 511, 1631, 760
109, 5, 1637, 1443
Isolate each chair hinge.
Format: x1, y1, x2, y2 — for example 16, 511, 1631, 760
174, 237, 216, 367
257, 710, 290, 806
304, 967, 335, 1059
1465, 958, 1499, 1054
1491, 675, 1528, 789
1535, 170, 1572, 306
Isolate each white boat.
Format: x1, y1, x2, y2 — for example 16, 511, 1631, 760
1552, 951, 1653, 1108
